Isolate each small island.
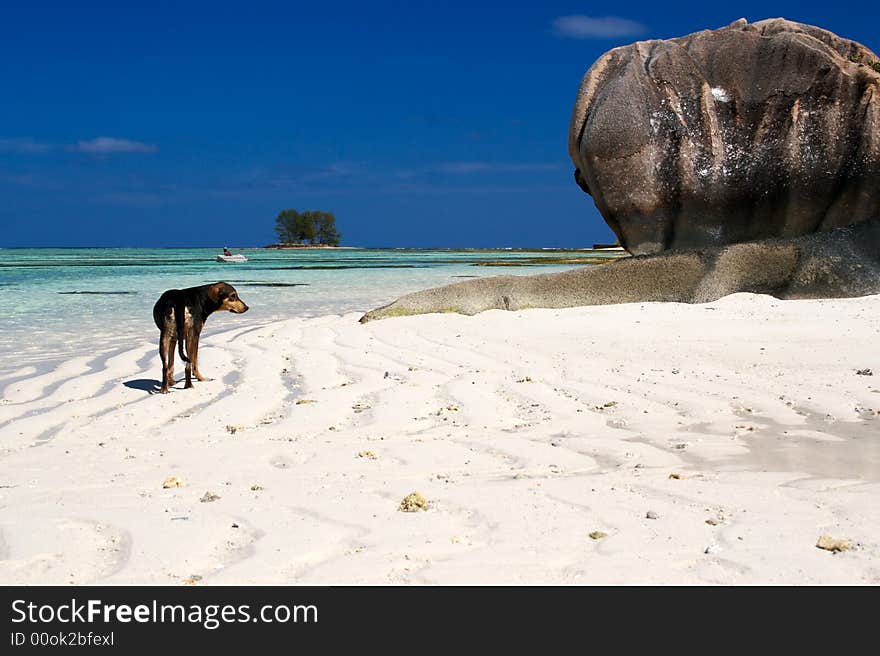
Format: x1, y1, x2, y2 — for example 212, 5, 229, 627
265, 208, 343, 248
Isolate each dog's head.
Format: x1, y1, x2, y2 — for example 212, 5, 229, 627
209, 282, 249, 314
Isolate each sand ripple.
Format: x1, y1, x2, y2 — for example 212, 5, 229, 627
1, 293, 879, 583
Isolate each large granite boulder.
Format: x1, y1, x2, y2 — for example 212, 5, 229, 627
568, 18, 880, 255
360, 219, 880, 322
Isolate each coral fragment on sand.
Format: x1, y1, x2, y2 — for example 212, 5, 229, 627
399, 492, 428, 512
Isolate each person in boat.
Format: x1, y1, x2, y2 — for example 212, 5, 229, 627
223, 247, 232, 257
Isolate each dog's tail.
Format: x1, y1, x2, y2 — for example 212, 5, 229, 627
174, 300, 191, 363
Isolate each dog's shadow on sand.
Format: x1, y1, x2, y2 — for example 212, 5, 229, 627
124, 378, 161, 394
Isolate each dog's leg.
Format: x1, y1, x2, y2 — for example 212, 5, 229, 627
184, 327, 194, 389
183, 340, 194, 389
159, 330, 173, 394
191, 327, 207, 382
167, 336, 177, 389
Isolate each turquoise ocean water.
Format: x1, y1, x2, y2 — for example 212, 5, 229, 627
0, 247, 617, 375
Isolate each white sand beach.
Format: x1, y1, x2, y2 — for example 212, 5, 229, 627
1, 292, 879, 584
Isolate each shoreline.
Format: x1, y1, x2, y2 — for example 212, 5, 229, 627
0, 247, 608, 374
1, 292, 879, 584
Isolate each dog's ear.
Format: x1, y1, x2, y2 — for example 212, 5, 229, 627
207, 283, 223, 302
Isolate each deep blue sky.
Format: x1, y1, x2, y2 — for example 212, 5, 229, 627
2, 1, 878, 247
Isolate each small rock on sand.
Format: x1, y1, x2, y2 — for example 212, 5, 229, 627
646, 511, 659, 520
200, 491, 221, 503
668, 473, 682, 480
816, 534, 852, 552
296, 399, 317, 405
398, 492, 428, 512
162, 476, 184, 489
854, 406, 876, 419
358, 451, 378, 460
589, 531, 608, 540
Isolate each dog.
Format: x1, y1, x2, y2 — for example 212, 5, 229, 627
152, 282, 248, 394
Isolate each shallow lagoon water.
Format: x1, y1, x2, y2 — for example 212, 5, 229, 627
0, 247, 616, 374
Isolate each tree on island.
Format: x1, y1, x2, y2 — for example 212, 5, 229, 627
313, 212, 341, 246
274, 209, 341, 246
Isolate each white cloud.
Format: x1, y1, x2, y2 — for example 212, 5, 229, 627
0, 137, 52, 153
72, 137, 158, 154
552, 15, 646, 39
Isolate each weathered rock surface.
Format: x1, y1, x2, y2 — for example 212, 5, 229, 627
569, 18, 880, 255
361, 19, 880, 322
360, 219, 880, 321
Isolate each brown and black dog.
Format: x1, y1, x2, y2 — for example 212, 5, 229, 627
152, 282, 248, 394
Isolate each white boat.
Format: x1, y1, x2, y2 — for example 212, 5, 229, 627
216, 253, 248, 263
